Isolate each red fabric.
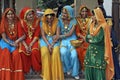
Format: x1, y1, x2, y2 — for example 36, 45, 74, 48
0, 8, 16, 34
0, 8, 20, 40
12, 49, 25, 80
31, 49, 41, 72
75, 24, 89, 70
0, 8, 25, 80
19, 7, 33, 20
0, 48, 12, 80
17, 21, 24, 38
20, 52, 31, 73
19, 7, 41, 73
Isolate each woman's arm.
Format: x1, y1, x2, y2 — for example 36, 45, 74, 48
52, 26, 60, 46
15, 34, 26, 44
1, 32, 10, 44
64, 25, 76, 37
87, 28, 104, 43
59, 24, 76, 39
41, 27, 50, 46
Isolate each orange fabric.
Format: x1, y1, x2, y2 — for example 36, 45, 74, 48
91, 8, 114, 80
103, 23, 114, 80
75, 15, 90, 71
76, 42, 88, 70
0, 49, 12, 80
12, 49, 25, 80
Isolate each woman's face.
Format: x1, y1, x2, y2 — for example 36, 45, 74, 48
62, 8, 69, 20
92, 15, 97, 22
26, 11, 34, 21
6, 10, 15, 21
80, 7, 88, 18
46, 14, 54, 23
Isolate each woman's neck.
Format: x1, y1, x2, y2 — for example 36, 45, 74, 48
8, 19, 14, 24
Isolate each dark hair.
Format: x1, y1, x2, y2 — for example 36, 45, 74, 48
92, 10, 95, 15
45, 13, 55, 17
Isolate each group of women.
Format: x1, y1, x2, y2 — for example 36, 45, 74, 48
0, 4, 119, 80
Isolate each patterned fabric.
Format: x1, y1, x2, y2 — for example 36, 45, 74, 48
84, 8, 114, 80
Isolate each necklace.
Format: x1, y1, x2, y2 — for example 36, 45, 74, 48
26, 22, 33, 39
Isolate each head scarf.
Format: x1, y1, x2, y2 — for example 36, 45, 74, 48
79, 5, 92, 17
90, 8, 114, 80
60, 5, 76, 29
62, 5, 75, 19
19, 7, 34, 20
0, 8, 19, 35
42, 9, 58, 36
19, 7, 39, 29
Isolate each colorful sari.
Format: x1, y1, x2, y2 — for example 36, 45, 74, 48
84, 8, 114, 80
75, 5, 91, 71
0, 8, 25, 80
59, 5, 80, 77
19, 7, 41, 73
40, 9, 64, 80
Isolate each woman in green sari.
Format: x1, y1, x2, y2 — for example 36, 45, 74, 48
84, 8, 114, 80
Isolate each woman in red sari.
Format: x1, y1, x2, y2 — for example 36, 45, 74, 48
75, 5, 92, 76
0, 8, 25, 80
19, 7, 41, 74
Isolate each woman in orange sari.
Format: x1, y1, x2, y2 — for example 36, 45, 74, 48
19, 7, 41, 74
75, 5, 91, 75
0, 8, 25, 80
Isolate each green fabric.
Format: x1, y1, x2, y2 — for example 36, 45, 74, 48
84, 27, 106, 80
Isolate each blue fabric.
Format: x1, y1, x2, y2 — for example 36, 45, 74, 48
39, 21, 60, 47
111, 28, 120, 79
0, 38, 16, 53
59, 5, 80, 77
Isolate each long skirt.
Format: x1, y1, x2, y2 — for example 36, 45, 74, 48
41, 46, 64, 80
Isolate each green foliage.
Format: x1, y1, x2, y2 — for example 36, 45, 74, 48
37, 0, 74, 9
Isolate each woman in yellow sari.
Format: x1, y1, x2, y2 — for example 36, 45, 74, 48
39, 9, 64, 80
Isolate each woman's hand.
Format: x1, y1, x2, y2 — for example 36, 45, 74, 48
115, 44, 120, 53
9, 42, 18, 47
48, 44, 53, 55
28, 43, 33, 52
25, 45, 31, 54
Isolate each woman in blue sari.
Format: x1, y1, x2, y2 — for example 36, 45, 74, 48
59, 5, 80, 79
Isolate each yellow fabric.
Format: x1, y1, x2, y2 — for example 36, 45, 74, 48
41, 47, 51, 80
42, 9, 58, 36
90, 8, 114, 80
52, 47, 64, 80
44, 9, 55, 16
41, 46, 64, 80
